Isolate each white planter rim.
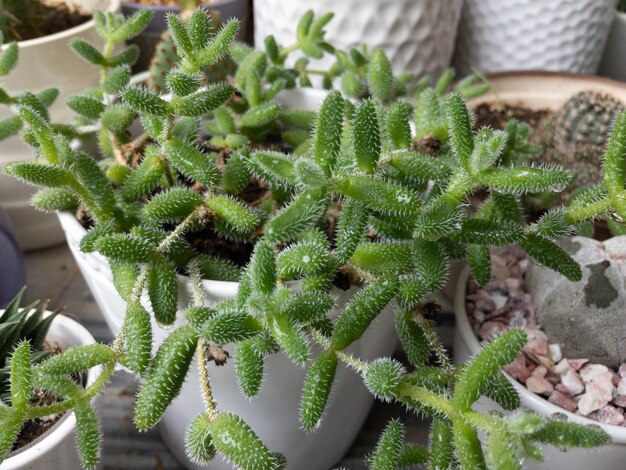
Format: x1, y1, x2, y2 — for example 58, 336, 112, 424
454, 265, 626, 443
4, 312, 103, 465
469, 70, 626, 110
0, 0, 121, 50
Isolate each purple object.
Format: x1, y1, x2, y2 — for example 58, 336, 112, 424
0, 208, 24, 308
122, 0, 251, 71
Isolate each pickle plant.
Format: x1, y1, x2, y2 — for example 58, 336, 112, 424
1, 6, 624, 470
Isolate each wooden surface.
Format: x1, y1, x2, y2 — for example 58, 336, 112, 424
22, 243, 453, 470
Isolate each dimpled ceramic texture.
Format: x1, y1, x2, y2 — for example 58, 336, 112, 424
253, 0, 462, 78
454, 0, 615, 76
0, 0, 120, 251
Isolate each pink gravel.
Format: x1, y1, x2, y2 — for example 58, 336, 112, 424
465, 246, 626, 426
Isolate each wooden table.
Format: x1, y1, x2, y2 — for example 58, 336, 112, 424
23, 244, 452, 469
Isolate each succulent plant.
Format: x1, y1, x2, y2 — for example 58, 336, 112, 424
0, 289, 58, 401
147, 10, 237, 91
2, 6, 626, 470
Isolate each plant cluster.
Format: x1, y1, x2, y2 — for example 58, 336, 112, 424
0, 290, 58, 400
2, 7, 626, 470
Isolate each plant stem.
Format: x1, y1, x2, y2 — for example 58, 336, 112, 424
130, 209, 201, 303
188, 259, 218, 416
26, 361, 117, 419
279, 43, 300, 58
197, 339, 218, 416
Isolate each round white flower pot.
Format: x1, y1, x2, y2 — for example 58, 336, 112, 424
57, 210, 397, 470
253, 0, 463, 79
0, 0, 121, 251
599, 12, 626, 82
55, 86, 397, 470
2, 312, 102, 470
453, 266, 626, 469
453, 0, 615, 76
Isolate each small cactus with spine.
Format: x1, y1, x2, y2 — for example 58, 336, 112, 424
527, 90, 625, 206
2, 6, 626, 470
553, 90, 624, 191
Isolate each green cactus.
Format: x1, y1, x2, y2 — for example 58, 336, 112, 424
553, 91, 624, 188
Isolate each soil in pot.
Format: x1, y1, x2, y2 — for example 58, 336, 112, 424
9, 341, 86, 453
1, 1, 91, 42
465, 246, 626, 427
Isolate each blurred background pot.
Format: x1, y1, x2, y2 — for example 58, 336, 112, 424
0, 0, 121, 251
253, 0, 463, 79
599, 9, 626, 82
121, 0, 251, 72
0, 208, 23, 308
454, 0, 615, 76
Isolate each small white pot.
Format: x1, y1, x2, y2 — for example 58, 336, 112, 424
0, 0, 120, 251
599, 12, 626, 82
453, 266, 626, 469
253, 0, 463, 79
454, 0, 616, 76
2, 313, 102, 470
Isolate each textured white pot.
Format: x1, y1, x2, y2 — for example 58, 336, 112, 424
453, 266, 626, 469
2, 313, 102, 470
253, 0, 463, 79
599, 12, 626, 82
55, 85, 396, 470
454, 0, 615, 76
0, 0, 120, 251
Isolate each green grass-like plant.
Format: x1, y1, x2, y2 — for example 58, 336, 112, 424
1, 7, 624, 469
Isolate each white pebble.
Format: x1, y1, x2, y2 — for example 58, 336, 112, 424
549, 343, 562, 363
561, 370, 585, 396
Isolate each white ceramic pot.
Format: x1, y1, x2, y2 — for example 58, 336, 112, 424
599, 12, 626, 82
0, 0, 120, 251
454, 0, 616, 76
453, 266, 626, 469
2, 313, 102, 470
253, 0, 463, 79
55, 85, 397, 470
57, 210, 397, 470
